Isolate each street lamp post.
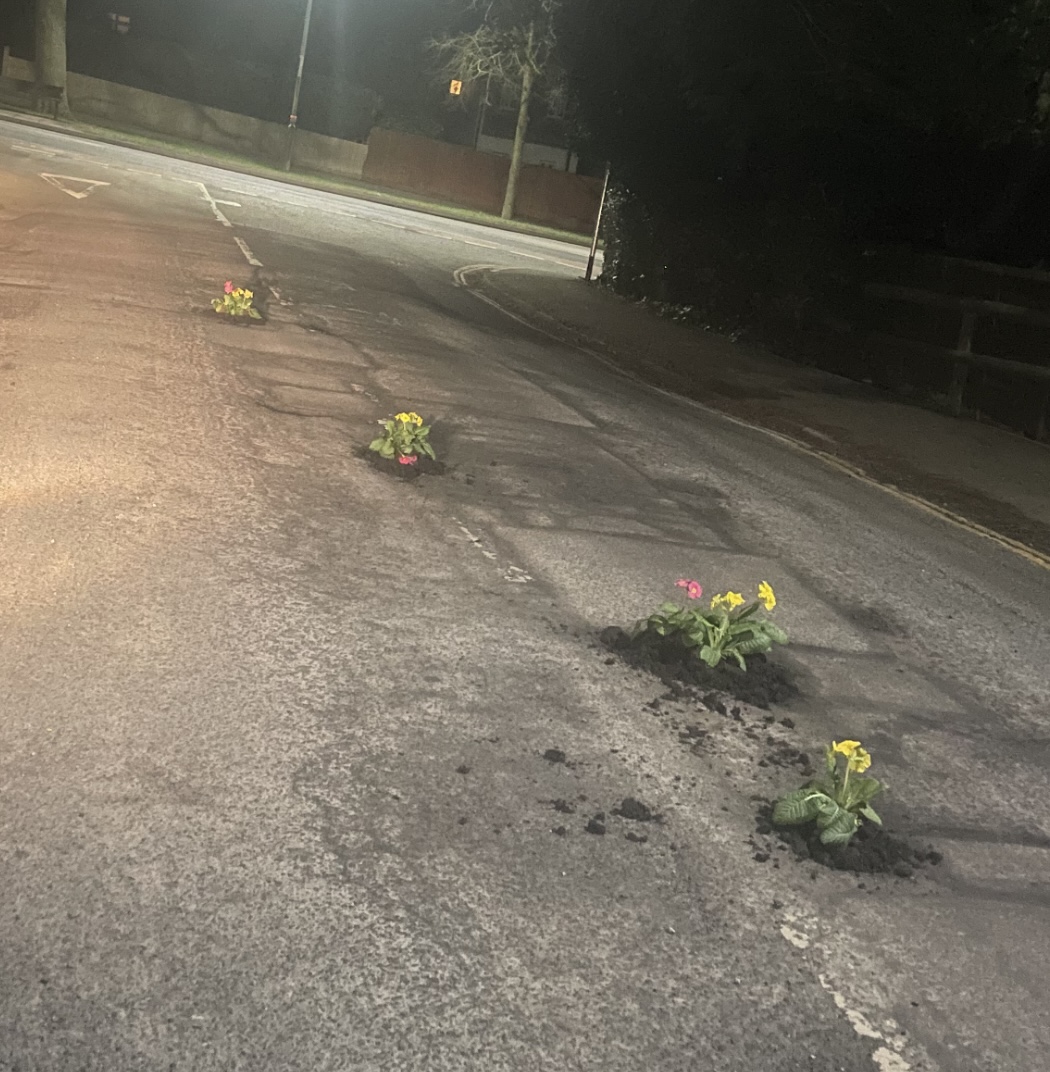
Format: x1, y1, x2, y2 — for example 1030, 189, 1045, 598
585, 164, 611, 282
284, 0, 316, 171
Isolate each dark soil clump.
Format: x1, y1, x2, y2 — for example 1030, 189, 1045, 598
756, 803, 941, 876
358, 446, 446, 481
599, 626, 798, 709
543, 749, 567, 765
614, 797, 659, 823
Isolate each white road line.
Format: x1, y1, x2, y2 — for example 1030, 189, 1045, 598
450, 517, 533, 582
39, 173, 110, 200
187, 180, 232, 227
454, 520, 498, 561
234, 236, 263, 267
12, 141, 58, 157
818, 977, 913, 1072
214, 199, 242, 208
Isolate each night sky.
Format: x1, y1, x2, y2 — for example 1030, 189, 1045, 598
1, 1, 455, 98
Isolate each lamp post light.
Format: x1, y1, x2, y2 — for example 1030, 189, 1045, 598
284, 0, 316, 171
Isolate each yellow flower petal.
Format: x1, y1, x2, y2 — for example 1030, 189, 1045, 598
758, 581, 776, 611
848, 748, 872, 773
832, 740, 862, 757
725, 591, 745, 609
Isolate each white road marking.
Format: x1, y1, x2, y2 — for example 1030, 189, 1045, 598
12, 141, 58, 157
451, 516, 533, 583
234, 237, 263, 267
818, 977, 913, 1072
39, 173, 110, 200
181, 180, 276, 297
454, 520, 498, 561
454, 264, 555, 334
187, 180, 232, 227
779, 925, 810, 949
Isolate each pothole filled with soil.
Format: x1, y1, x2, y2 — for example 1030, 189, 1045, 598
599, 626, 798, 708
357, 446, 447, 481
754, 803, 942, 878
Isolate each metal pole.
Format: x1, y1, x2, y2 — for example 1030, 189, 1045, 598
585, 164, 611, 282
284, 0, 315, 171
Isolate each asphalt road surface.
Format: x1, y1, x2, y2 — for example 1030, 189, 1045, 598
1, 118, 1048, 1072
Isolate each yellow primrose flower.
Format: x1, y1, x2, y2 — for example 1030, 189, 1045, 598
711, 591, 745, 612
758, 581, 776, 611
395, 412, 413, 423
408, 412, 423, 426
832, 740, 862, 758
847, 747, 872, 773
243, 289, 253, 300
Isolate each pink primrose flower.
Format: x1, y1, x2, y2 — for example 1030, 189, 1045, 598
675, 578, 703, 600
224, 280, 234, 294
398, 454, 418, 466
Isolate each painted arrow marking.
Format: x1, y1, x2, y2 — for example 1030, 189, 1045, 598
40, 173, 111, 200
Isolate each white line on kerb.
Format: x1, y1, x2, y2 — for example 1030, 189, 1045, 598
234, 237, 263, 267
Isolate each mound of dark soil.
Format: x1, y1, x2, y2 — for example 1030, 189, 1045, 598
358, 446, 446, 480
614, 797, 660, 823
599, 626, 797, 709
756, 804, 942, 877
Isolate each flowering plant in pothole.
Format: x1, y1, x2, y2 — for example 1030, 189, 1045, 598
368, 411, 436, 466
632, 578, 787, 670
772, 740, 884, 846
212, 280, 262, 319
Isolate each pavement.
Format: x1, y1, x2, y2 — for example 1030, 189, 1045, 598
472, 269, 1050, 563
1, 118, 1049, 1072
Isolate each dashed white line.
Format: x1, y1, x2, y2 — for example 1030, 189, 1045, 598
451, 517, 533, 582
454, 520, 497, 561
234, 236, 263, 267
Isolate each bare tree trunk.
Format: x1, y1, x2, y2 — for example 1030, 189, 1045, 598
34, 0, 70, 117
501, 26, 535, 220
